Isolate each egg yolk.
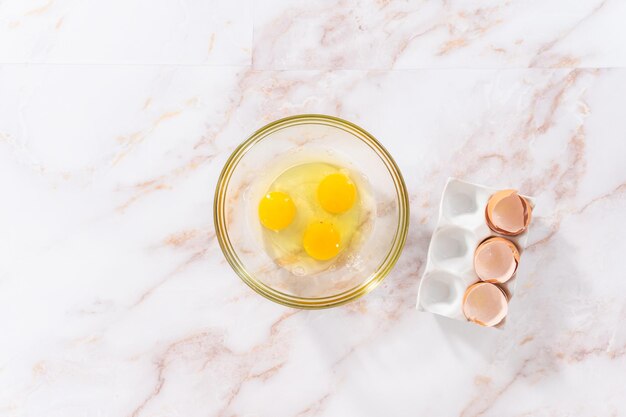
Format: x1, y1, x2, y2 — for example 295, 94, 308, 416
258, 191, 296, 231
302, 221, 341, 260
317, 173, 357, 214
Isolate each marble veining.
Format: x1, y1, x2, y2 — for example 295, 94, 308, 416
1, 1, 625, 416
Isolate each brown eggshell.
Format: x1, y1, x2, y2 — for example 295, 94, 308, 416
462, 282, 508, 327
474, 237, 520, 284
485, 190, 532, 236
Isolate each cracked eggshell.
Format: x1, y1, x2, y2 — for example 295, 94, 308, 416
485, 190, 532, 236
462, 282, 509, 327
474, 237, 520, 284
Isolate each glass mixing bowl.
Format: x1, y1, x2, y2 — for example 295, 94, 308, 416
214, 114, 409, 309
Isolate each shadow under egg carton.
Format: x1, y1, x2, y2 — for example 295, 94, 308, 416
416, 178, 535, 328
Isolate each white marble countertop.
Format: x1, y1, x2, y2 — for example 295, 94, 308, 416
1, 1, 626, 416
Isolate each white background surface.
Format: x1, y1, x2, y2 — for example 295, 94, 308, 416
1, 1, 626, 416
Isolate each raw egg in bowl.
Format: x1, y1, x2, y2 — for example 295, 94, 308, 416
214, 115, 409, 309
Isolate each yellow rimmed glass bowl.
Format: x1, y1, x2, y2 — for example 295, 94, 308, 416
214, 114, 409, 309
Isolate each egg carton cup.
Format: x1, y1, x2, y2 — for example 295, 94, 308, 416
416, 178, 535, 328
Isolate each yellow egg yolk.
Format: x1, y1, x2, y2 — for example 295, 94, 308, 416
258, 191, 296, 231
317, 173, 357, 214
302, 221, 341, 260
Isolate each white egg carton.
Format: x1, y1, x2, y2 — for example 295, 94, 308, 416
416, 178, 535, 327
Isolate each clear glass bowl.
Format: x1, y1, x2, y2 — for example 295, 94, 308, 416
214, 114, 409, 308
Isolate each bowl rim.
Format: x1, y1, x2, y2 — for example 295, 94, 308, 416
214, 114, 410, 309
